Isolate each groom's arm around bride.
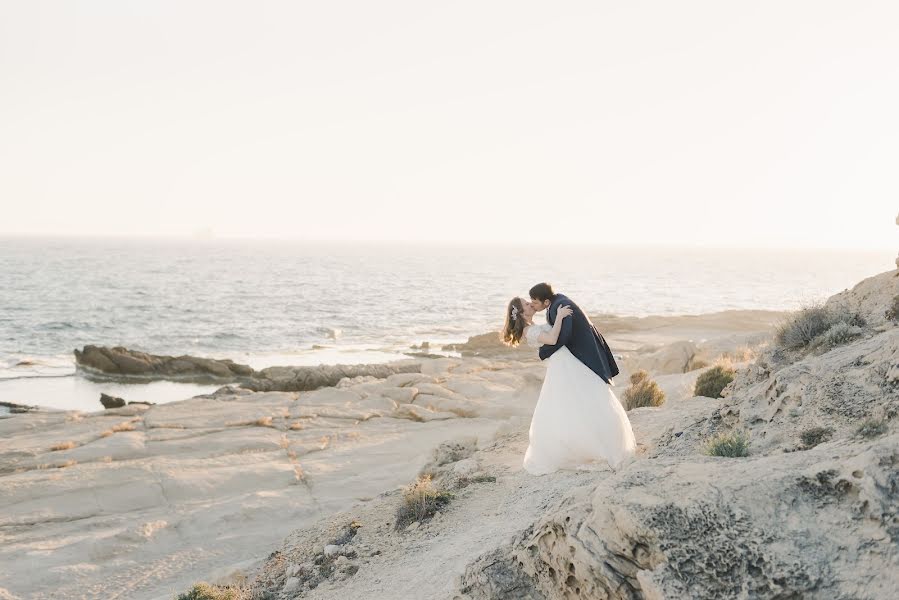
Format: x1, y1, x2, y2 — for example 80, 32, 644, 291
538, 294, 574, 362
530, 283, 620, 385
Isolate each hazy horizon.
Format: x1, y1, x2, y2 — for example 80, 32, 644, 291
2, 2, 898, 250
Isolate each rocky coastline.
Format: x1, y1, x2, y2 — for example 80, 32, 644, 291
1, 271, 896, 600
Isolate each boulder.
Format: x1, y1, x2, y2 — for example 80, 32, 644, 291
99, 393, 126, 409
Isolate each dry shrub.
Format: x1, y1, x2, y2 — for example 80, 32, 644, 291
886, 295, 899, 322
694, 364, 736, 398
685, 358, 709, 372
176, 582, 248, 600
856, 418, 889, 438
816, 322, 863, 349
111, 421, 136, 432
394, 475, 452, 530
776, 304, 866, 352
703, 430, 750, 457
799, 426, 833, 448
50, 441, 77, 452
721, 346, 756, 363
623, 370, 665, 410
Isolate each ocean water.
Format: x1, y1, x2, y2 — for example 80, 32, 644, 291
0, 237, 891, 411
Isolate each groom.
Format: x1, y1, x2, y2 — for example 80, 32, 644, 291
529, 283, 619, 384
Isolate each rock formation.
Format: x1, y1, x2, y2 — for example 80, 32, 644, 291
236, 271, 897, 600
99, 393, 126, 409
74, 345, 421, 392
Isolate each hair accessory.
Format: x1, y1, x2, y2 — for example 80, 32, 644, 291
511, 306, 519, 321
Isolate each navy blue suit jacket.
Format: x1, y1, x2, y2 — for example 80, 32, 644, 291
538, 294, 620, 384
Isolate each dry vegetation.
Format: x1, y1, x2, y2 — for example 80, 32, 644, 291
800, 426, 833, 449
885, 294, 899, 322
623, 370, 665, 410
394, 475, 453, 530
175, 582, 248, 600
703, 430, 750, 457
775, 303, 866, 353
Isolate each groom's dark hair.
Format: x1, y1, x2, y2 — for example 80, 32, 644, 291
529, 283, 555, 303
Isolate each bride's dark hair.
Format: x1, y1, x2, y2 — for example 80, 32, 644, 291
501, 297, 527, 346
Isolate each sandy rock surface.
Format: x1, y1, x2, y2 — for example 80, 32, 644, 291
0, 358, 541, 600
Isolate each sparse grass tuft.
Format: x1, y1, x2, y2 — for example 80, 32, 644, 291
799, 426, 833, 448
175, 582, 247, 600
50, 441, 77, 452
623, 370, 666, 410
856, 418, 889, 438
253, 416, 274, 427
394, 475, 453, 530
703, 430, 750, 457
694, 364, 735, 398
111, 421, 137, 433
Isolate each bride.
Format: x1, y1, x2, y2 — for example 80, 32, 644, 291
502, 297, 636, 475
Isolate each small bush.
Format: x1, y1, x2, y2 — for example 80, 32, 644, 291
776, 304, 867, 352
799, 426, 833, 448
776, 306, 833, 350
856, 418, 889, 438
394, 475, 452, 530
817, 322, 863, 349
176, 583, 245, 600
694, 365, 735, 398
50, 441, 76, 451
623, 370, 666, 410
886, 295, 899, 322
703, 430, 750, 457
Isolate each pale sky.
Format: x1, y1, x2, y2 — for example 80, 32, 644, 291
1, 1, 897, 248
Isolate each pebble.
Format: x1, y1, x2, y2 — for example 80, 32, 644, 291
407, 521, 420, 531
283, 577, 301, 593
324, 544, 340, 557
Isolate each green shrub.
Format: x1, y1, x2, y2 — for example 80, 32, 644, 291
395, 475, 452, 530
886, 295, 899, 322
856, 418, 888, 438
799, 426, 833, 448
176, 583, 244, 600
703, 430, 750, 457
623, 370, 666, 410
694, 365, 735, 398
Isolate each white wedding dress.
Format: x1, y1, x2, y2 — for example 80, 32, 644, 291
523, 323, 636, 475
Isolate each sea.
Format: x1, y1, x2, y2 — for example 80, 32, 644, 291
0, 236, 891, 412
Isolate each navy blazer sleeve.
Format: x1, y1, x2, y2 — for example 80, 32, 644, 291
537, 298, 571, 361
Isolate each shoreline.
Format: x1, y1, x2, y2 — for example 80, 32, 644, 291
2, 272, 896, 600
0, 309, 786, 413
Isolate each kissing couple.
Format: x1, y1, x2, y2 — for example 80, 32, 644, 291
503, 283, 636, 475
